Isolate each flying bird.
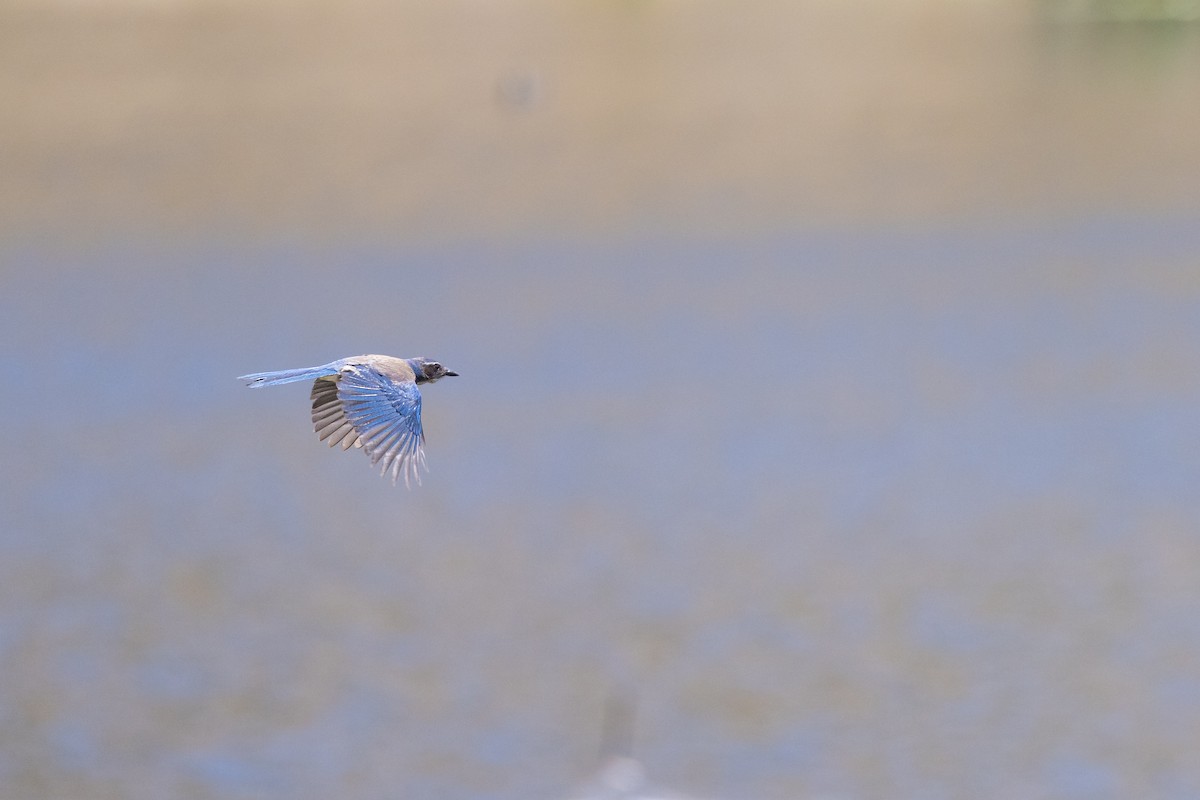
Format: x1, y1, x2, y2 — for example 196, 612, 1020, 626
238, 355, 458, 487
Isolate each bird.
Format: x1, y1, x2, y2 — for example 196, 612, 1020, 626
238, 355, 457, 487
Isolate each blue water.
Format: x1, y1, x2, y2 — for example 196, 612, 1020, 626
3, 215, 1200, 799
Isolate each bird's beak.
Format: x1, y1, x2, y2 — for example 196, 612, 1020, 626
445, 371, 459, 377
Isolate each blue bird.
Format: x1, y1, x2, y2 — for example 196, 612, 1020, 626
239, 355, 458, 487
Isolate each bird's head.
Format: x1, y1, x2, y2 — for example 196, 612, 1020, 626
410, 358, 459, 384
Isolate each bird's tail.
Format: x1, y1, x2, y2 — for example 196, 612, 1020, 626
238, 364, 339, 387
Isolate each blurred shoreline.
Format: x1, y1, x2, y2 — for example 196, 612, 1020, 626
3, 2, 1199, 244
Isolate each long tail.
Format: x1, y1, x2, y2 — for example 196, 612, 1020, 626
238, 363, 341, 387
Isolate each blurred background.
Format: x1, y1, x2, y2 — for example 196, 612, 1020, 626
3, 1, 1200, 798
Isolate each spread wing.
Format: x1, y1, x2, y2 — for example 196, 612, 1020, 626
335, 365, 426, 487
311, 378, 363, 450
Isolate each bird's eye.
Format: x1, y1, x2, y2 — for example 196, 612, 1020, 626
424, 363, 441, 376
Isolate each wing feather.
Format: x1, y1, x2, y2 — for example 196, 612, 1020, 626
310, 378, 361, 450
335, 365, 426, 487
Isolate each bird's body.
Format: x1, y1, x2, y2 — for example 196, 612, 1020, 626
238, 354, 457, 487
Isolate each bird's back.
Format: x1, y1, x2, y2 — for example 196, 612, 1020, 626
340, 354, 417, 384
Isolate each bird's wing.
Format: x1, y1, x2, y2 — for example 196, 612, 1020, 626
336, 364, 426, 487
311, 378, 363, 450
